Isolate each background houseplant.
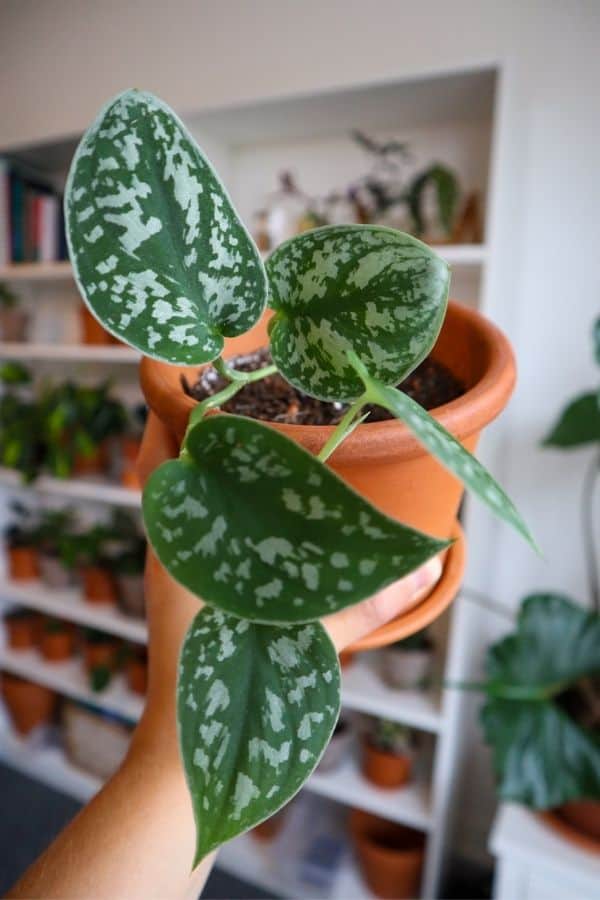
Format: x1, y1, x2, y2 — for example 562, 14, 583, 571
3, 502, 39, 580
362, 718, 413, 788
65, 89, 534, 862
0, 363, 42, 482
380, 628, 434, 689
35, 506, 78, 588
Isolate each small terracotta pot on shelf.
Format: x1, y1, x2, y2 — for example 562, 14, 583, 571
339, 650, 356, 670
7, 545, 39, 581
79, 305, 112, 345
73, 443, 109, 477
81, 565, 118, 605
126, 654, 148, 696
250, 808, 287, 843
0, 307, 29, 342
349, 809, 425, 899
0, 674, 57, 736
40, 624, 75, 662
83, 637, 119, 673
120, 436, 142, 490
140, 302, 512, 648
361, 738, 412, 789
5, 611, 40, 650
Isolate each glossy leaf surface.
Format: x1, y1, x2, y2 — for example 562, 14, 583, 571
178, 607, 340, 861
266, 225, 450, 401
65, 90, 266, 364
143, 414, 448, 622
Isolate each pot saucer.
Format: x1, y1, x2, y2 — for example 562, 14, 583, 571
348, 522, 465, 652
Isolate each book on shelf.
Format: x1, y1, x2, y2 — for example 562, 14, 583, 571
0, 158, 67, 266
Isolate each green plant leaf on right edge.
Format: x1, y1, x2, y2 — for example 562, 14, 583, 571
593, 317, 600, 367
481, 593, 600, 808
143, 414, 449, 623
178, 607, 340, 863
266, 225, 450, 402
542, 392, 600, 448
367, 380, 536, 549
65, 90, 267, 365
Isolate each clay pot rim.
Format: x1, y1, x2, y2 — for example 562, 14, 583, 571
539, 809, 600, 855
347, 522, 465, 652
364, 737, 411, 759
349, 809, 426, 859
140, 301, 516, 465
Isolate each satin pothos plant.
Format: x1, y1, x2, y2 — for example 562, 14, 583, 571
65, 90, 534, 863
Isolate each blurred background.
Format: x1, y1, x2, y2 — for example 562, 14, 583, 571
0, 2, 599, 898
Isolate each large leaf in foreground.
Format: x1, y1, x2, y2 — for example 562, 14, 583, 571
368, 380, 536, 549
266, 225, 450, 401
481, 594, 600, 808
143, 414, 448, 622
65, 90, 266, 364
178, 607, 340, 861
542, 392, 600, 448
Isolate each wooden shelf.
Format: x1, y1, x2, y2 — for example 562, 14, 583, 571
0, 262, 73, 282
0, 467, 141, 508
0, 343, 139, 362
0, 578, 147, 643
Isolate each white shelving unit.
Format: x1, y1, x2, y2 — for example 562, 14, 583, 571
0, 64, 499, 898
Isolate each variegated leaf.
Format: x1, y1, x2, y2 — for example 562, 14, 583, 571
266, 225, 450, 401
178, 607, 340, 862
143, 414, 448, 622
370, 381, 537, 549
65, 90, 266, 364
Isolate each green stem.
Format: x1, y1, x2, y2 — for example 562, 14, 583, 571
185, 357, 277, 437
317, 394, 370, 463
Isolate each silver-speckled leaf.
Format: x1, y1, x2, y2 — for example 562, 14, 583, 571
266, 225, 450, 401
178, 607, 340, 862
65, 90, 266, 363
142, 414, 449, 622
372, 382, 537, 549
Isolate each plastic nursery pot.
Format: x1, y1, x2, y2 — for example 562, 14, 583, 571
116, 573, 145, 619
81, 565, 118, 605
349, 809, 425, 900
7, 545, 39, 581
39, 553, 74, 590
361, 738, 412, 789
79, 304, 113, 345
141, 302, 513, 647
40, 627, 75, 663
0, 307, 28, 341
5, 611, 40, 650
0, 674, 57, 736
120, 436, 142, 490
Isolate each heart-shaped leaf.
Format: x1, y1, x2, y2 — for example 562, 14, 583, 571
178, 607, 340, 862
65, 90, 266, 364
480, 594, 600, 808
368, 380, 536, 549
542, 392, 600, 448
143, 414, 448, 622
266, 225, 450, 401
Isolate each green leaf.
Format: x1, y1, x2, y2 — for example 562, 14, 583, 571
65, 90, 267, 364
431, 164, 459, 235
368, 380, 536, 549
143, 414, 448, 623
266, 225, 450, 402
178, 607, 340, 862
543, 392, 600, 448
481, 594, 600, 808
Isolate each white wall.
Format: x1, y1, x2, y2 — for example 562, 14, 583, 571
2, 0, 600, 865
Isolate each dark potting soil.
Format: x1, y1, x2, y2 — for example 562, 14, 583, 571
183, 348, 465, 426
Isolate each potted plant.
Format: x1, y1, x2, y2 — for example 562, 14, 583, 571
362, 718, 413, 788
380, 629, 434, 690
65, 89, 534, 864
72, 525, 118, 605
39, 618, 75, 662
349, 809, 425, 899
0, 674, 56, 735
35, 506, 78, 589
3, 501, 39, 580
0, 281, 28, 341
317, 718, 353, 773
119, 403, 147, 490
81, 628, 119, 691
0, 363, 42, 482
125, 646, 148, 696
4, 608, 40, 650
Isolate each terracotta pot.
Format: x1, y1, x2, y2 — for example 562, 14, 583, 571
80, 305, 112, 345
40, 629, 75, 662
116, 573, 145, 618
0, 307, 28, 341
0, 675, 56, 735
140, 303, 513, 647
126, 657, 148, 695
120, 436, 141, 489
83, 640, 118, 672
7, 545, 39, 580
39, 553, 74, 589
251, 808, 287, 842
81, 565, 118, 604
350, 809, 425, 899
73, 443, 109, 476
381, 647, 433, 690
5, 612, 40, 650
339, 650, 356, 670
558, 800, 600, 842
362, 738, 412, 788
